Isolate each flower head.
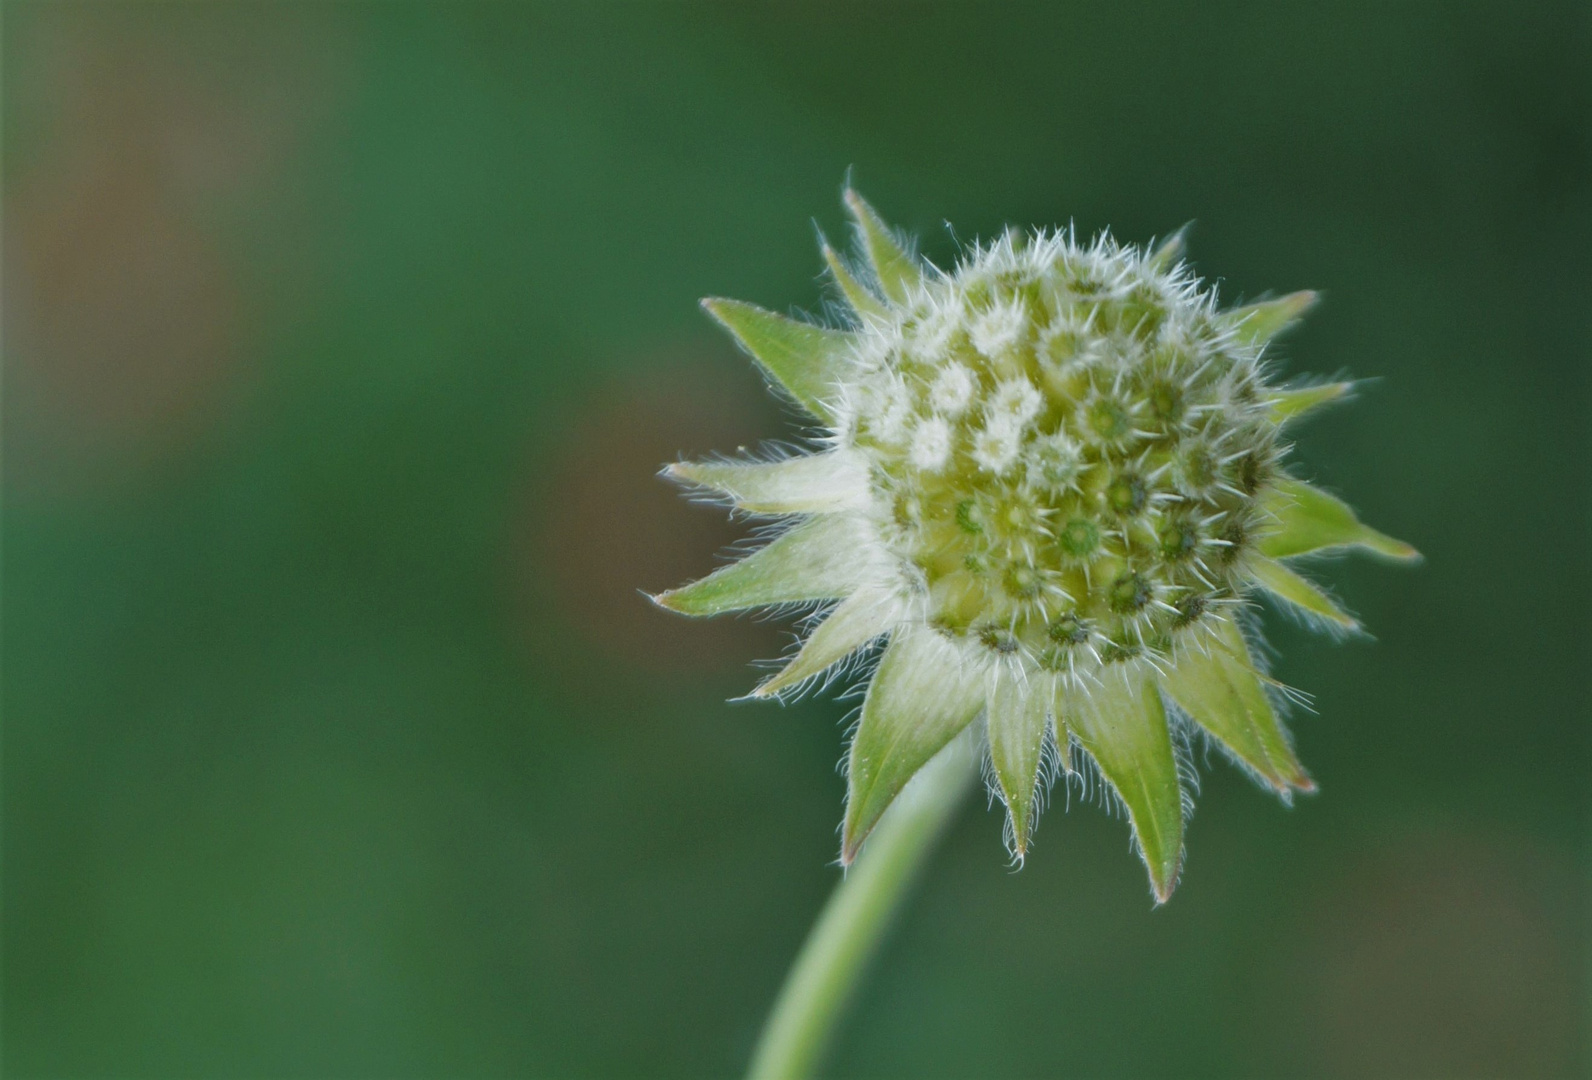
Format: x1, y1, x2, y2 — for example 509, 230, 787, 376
655, 191, 1417, 901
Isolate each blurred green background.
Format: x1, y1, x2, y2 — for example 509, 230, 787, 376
4, 3, 1587, 1077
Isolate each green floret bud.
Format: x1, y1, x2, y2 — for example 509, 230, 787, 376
1003, 563, 1044, 600
1106, 473, 1149, 515
1171, 592, 1210, 628
1085, 397, 1132, 441
1109, 570, 1152, 614
1048, 613, 1090, 645
955, 499, 985, 534
1059, 518, 1100, 558
1175, 444, 1218, 493
976, 624, 1020, 654
1100, 639, 1142, 664
1159, 517, 1200, 561
1234, 452, 1270, 496
1216, 518, 1249, 565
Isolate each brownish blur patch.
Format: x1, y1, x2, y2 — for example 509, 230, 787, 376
1283, 826, 1581, 1079
3, 6, 342, 493
519, 354, 796, 680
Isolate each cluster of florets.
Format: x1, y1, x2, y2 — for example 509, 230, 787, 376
657, 191, 1415, 896
838, 231, 1277, 681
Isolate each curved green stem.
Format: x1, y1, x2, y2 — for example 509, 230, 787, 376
747, 727, 980, 1080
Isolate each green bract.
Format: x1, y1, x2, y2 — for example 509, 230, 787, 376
656, 191, 1417, 902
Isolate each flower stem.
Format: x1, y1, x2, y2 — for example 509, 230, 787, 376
747, 727, 981, 1080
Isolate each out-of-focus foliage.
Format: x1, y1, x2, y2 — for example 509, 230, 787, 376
4, 3, 1586, 1077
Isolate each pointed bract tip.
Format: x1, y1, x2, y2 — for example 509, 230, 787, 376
750, 667, 806, 699
1273, 289, 1318, 319
839, 837, 861, 867
839, 810, 876, 866
1149, 855, 1184, 906
1381, 540, 1424, 563
822, 239, 891, 319
1268, 289, 1319, 319
1271, 770, 1317, 797
1147, 222, 1193, 271
1285, 290, 1320, 323
1226, 289, 1320, 347
1006, 803, 1034, 859
659, 460, 716, 489
647, 589, 683, 613
842, 188, 894, 234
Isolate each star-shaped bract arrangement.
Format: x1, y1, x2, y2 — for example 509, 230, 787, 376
656, 192, 1416, 901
